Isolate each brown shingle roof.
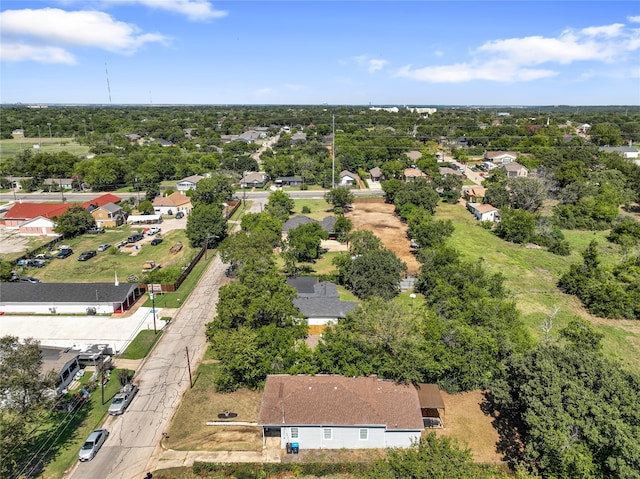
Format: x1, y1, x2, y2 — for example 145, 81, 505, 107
258, 375, 423, 429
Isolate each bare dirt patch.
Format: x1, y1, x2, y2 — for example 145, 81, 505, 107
435, 390, 504, 465
346, 200, 420, 275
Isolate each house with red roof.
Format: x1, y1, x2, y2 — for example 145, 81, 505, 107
3, 202, 73, 228
83, 193, 122, 209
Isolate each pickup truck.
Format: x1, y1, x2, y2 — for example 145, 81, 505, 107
108, 383, 138, 415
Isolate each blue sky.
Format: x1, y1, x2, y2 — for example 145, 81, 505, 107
1, 1, 639, 105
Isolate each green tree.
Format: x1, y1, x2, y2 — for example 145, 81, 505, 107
54, 205, 96, 238
508, 177, 547, 213
345, 249, 407, 300
286, 222, 329, 262
495, 207, 537, 244
137, 199, 154, 215
333, 214, 352, 241
347, 229, 383, 256
185, 203, 227, 248
326, 186, 355, 211
381, 178, 403, 204
190, 174, 234, 206
241, 212, 282, 247
1, 260, 14, 281
265, 190, 294, 222
409, 217, 454, 249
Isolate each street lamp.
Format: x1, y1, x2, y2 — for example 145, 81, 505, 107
150, 292, 157, 334
410, 293, 416, 308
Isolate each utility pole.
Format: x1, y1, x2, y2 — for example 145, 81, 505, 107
150, 292, 157, 334
186, 347, 193, 388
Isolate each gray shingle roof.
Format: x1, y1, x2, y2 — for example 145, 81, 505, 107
286, 278, 357, 319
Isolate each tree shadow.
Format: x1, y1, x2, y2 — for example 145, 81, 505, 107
480, 390, 525, 470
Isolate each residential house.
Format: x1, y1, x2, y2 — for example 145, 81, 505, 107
257, 375, 424, 450
152, 191, 192, 215
484, 151, 518, 165
275, 177, 303, 187
339, 170, 359, 187
504, 162, 529, 178
599, 145, 640, 159
438, 167, 464, 179
237, 130, 262, 143
404, 150, 422, 163
125, 133, 142, 143
463, 187, 487, 203
467, 202, 500, 222
153, 138, 173, 147
290, 131, 307, 145
286, 277, 357, 334
369, 167, 383, 182
577, 123, 591, 134
282, 215, 336, 239
176, 175, 204, 191
91, 203, 126, 228
240, 172, 269, 189
403, 168, 427, 182
44, 178, 75, 190
18, 216, 58, 236
83, 193, 122, 210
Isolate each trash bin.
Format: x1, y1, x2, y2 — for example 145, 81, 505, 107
286, 442, 292, 454
292, 442, 299, 454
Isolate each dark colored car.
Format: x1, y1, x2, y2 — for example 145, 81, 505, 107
150, 238, 163, 246
127, 234, 144, 243
175, 211, 184, 219
78, 250, 97, 261
57, 248, 73, 259
27, 259, 47, 268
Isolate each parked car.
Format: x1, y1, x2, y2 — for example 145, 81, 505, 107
150, 237, 163, 246
78, 250, 97, 261
28, 259, 46, 268
147, 227, 161, 236
20, 276, 41, 283
127, 233, 144, 243
86, 227, 105, 234
97, 243, 112, 252
78, 428, 108, 462
108, 384, 138, 415
175, 211, 184, 219
35, 253, 54, 260
57, 248, 73, 259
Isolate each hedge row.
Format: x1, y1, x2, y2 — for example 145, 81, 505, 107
192, 462, 370, 477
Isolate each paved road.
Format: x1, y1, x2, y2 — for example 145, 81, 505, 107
67, 255, 228, 479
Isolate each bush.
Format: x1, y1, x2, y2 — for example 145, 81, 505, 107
301, 205, 311, 214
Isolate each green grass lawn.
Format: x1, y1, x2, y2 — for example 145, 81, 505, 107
119, 330, 163, 359
293, 198, 333, 220
0, 137, 90, 162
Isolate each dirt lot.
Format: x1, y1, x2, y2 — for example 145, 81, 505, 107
346, 199, 421, 275
435, 389, 504, 464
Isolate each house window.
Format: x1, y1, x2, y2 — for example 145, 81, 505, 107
291, 427, 299, 439
323, 428, 332, 440
359, 428, 368, 440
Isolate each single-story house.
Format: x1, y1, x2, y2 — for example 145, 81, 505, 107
438, 167, 464, 178
18, 216, 58, 236
152, 192, 192, 216
153, 139, 174, 147
44, 178, 75, 190
403, 168, 427, 182
599, 146, 640, 159
484, 151, 518, 165
127, 214, 163, 225
463, 187, 487, 203
282, 216, 336, 238
0, 282, 143, 315
237, 130, 264, 143
467, 202, 500, 222
176, 175, 204, 191
287, 277, 358, 334
504, 162, 529, 178
258, 375, 424, 450
577, 123, 591, 134
240, 172, 269, 189
91, 203, 126, 228
83, 193, 122, 209
41, 346, 81, 395
369, 167, 383, 182
339, 170, 359, 187
404, 150, 423, 162
275, 177, 303, 187
291, 131, 307, 145
125, 133, 142, 142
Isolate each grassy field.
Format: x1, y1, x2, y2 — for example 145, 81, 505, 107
0, 137, 90, 162
293, 198, 333, 220
119, 330, 164, 360
23, 229, 196, 283
433, 202, 640, 372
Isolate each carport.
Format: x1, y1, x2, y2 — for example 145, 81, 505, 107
415, 383, 446, 428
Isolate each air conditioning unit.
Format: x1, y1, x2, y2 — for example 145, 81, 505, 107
86, 307, 97, 315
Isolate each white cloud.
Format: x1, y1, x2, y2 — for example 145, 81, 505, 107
354, 55, 388, 73
0, 42, 76, 64
396, 21, 640, 84
628, 15, 640, 23
105, 0, 227, 21
0, 8, 169, 63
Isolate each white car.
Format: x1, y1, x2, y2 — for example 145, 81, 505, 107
78, 428, 108, 461
97, 243, 111, 252
108, 384, 138, 415
147, 227, 161, 236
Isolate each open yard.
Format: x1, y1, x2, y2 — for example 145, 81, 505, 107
346, 199, 421, 275
0, 136, 90, 161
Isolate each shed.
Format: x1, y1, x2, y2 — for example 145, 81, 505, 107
415, 383, 445, 427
